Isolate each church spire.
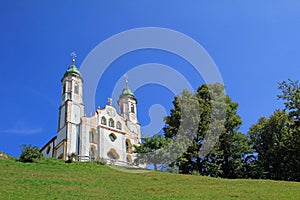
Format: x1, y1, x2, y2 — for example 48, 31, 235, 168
64, 52, 81, 77
71, 51, 76, 65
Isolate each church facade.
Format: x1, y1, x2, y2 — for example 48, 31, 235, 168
41, 58, 141, 165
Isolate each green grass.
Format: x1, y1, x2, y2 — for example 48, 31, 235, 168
0, 158, 299, 199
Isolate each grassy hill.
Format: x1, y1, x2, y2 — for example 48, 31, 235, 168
0, 158, 299, 200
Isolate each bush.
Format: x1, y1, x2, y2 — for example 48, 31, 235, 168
19, 144, 42, 163
0, 152, 8, 159
66, 153, 78, 163
96, 157, 107, 165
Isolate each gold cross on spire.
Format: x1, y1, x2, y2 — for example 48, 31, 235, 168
124, 73, 128, 87
71, 52, 77, 65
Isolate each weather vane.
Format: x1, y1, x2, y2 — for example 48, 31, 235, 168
71, 51, 77, 65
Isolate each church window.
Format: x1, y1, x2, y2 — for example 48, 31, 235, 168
116, 121, 122, 130
108, 118, 114, 127
109, 133, 117, 142
131, 104, 135, 113
101, 116, 107, 125
67, 81, 72, 92
125, 139, 132, 153
126, 155, 132, 164
74, 83, 79, 94
107, 148, 119, 160
90, 146, 96, 161
89, 128, 96, 143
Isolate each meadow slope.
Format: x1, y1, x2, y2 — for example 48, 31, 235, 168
0, 158, 299, 199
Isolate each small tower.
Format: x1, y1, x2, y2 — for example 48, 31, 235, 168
56, 53, 84, 159
118, 80, 138, 124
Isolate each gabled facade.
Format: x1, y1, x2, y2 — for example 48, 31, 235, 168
41, 58, 141, 165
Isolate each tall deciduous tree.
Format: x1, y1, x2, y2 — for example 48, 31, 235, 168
164, 84, 251, 178
247, 79, 300, 181
134, 134, 169, 170
248, 110, 294, 180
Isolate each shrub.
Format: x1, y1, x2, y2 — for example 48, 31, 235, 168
66, 153, 78, 163
0, 152, 8, 159
19, 144, 42, 163
96, 157, 107, 165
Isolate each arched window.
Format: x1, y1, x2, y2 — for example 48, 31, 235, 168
74, 83, 79, 94
108, 118, 114, 127
109, 133, 117, 142
90, 146, 96, 161
125, 139, 132, 153
126, 155, 132, 164
101, 116, 107, 125
89, 128, 96, 143
131, 104, 135, 113
67, 81, 72, 92
107, 148, 119, 160
116, 121, 122, 130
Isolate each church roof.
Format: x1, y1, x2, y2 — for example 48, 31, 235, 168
64, 64, 81, 76
64, 52, 81, 77
120, 83, 135, 99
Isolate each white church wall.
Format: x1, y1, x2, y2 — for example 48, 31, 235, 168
59, 106, 65, 129
56, 144, 64, 158
56, 126, 66, 145
66, 124, 77, 155
41, 140, 55, 158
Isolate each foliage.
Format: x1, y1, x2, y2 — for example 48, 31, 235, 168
163, 83, 251, 178
134, 134, 170, 170
96, 157, 107, 165
278, 79, 300, 123
66, 153, 78, 163
246, 79, 300, 181
248, 110, 295, 180
0, 152, 9, 159
19, 144, 42, 163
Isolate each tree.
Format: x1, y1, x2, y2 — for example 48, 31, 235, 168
245, 79, 300, 181
164, 84, 251, 178
135, 89, 201, 171
134, 134, 169, 170
247, 110, 296, 180
19, 144, 42, 163
278, 79, 300, 181
217, 95, 252, 178
278, 79, 300, 123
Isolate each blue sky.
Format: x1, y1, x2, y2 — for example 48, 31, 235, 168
1, 1, 300, 157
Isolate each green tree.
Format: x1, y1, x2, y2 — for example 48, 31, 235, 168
19, 144, 42, 163
278, 79, 300, 179
134, 134, 169, 170
246, 79, 300, 181
218, 96, 252, 178
248, 110, 296, 180
278, 79, 300, 123
164, 84, 250, 178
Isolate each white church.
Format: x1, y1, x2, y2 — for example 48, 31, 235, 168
41, 57, 141, 165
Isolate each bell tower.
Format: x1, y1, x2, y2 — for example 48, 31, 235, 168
117, 80, 138, 124
56, 52, 84, 159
